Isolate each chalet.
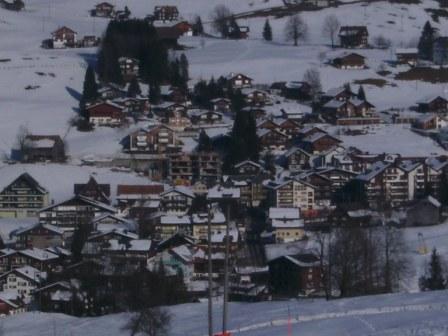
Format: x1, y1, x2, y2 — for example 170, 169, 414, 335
33, 282, 73, 314
322, 86, 356, 103
301, 132, 342, 154
284, 147, 312, 171
86, 101, 124, 127
257, 128, 289, 151
154, 6, 179, 22
191, 211, 226, 242
257, 119, 279, 131
80, 35, 100, 48
82, 229, 138, 257
317, 167, 357, 191
153, 102, 186, 117
406, 196, 441, 227
116, 184, 163, 206
227, 73, 252, 89
338, 26, 368, 48
211, 98, 231, 113
118, 57, 139, 81
22, 135, 66, 163
38, 195, 116, 230
412, 114, 439, 130
90, 214, 133, 231
113, 96, 150, 115
0, 173, 49, 218
14, 223, 65, 250
282, 81, 312, 101
417, 96, 448, 114
233, 160, 264, 177
433, 37, 448, 66
51, 26, 77, 48
0, 266, 47, 299
268, 254, 322, 296
264, 178, 315, 210
92, 2, 115, 17
268, 207, 305, 243
74, 176, 111, 204
160, 187, 195, 214
169, 152, 222, 186
323, 98, 377, 125
242, 89, 271, 107
157, 215, 192, 239
396, 48, 418, 66
276, 118, 302, 136
101, 239, 153, 273
125, 125, 180, 154
189, 110, 224, 125
0, 292, 26, 315
0, 248, 59, 273
425, 157, 448, 200
328, 205, 375, 227
332, 52, 366, 69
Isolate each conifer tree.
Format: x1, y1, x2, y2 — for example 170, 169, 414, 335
357, 85, 366, 101
418, 21, 437, 61
263, 19, 273, 41
149, 82, 161, 104
193, 16, 204, 36
179, 54, 189, 87
79, 65, 98, 120
197, 129, 212, 152
420, 248, 447, 290
127, 77, 141, 97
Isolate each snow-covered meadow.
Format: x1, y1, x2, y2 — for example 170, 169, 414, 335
3, 289, 448, 336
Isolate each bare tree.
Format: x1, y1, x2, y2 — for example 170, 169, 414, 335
210, 5, 232, 37
284, 14, 308, 46
373, 34, 392, 49
124, 307, 171, 336
322, 14, 340, 48
303, 68, 322, 101
15, 125, 32, 161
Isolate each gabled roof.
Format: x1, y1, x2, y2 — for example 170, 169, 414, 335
1, 173, 48, 195
117, 184, 165, 197
14, 223, 64, 236
39, 195, 116, 213
357, 161, 390, 181
19, 248, 58, 262
284, 146, 311, 158
234, 160, 263, 170
52, 26, 77, 35
161, 186, 195, 199
303, 132, 341, 144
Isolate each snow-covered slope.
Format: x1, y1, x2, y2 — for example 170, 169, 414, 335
3, 290, 448, 336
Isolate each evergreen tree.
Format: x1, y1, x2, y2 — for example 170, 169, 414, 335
193, 16, 204, 36
71, 224, 92, 262
263, 19, 273, 41
197, 129, 212, 152
149, 82, 161, 104
80, 65, 99, 116
418, 21, 437, 61
179, 54, 189, 89
227, 16, 240, 39
127, 77, 141, 97
357, 85, 366, 101
420, 248, 447, 290
343, 82, 352, 93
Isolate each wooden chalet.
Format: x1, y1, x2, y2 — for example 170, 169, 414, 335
22, 135, 66, 163
227, 73, 252, 89
338, 26, 368, 48
92, 2, 115, 17
332, 52, 366, 69
0, 173, 49, 218
51, 26, 77, 48
87, 101, 124, 127
417, 96, 448, 114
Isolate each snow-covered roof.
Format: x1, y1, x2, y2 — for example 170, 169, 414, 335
396, 48, 418, 54
19, 248, 59, 261
105, 239, 152, 252
31, 139, 55, 148
272, 218, 304, 229
207, 185, 240, 200
192, 211, 226, 224
161, 186, 195, 199
269, 207, 300, 220
357, 161, 390, 181
160, 215, 191, 225
12, 266, 47, 283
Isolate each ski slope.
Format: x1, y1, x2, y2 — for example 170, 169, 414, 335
3, 290, 448, 336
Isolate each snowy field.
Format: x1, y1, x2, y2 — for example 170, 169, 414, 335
3, 290, 448, 336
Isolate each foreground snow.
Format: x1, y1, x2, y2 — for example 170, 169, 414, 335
3, 290, 448, 335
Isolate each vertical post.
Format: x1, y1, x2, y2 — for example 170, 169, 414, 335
222, 202, 230, 334
207, 204, 213, 336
